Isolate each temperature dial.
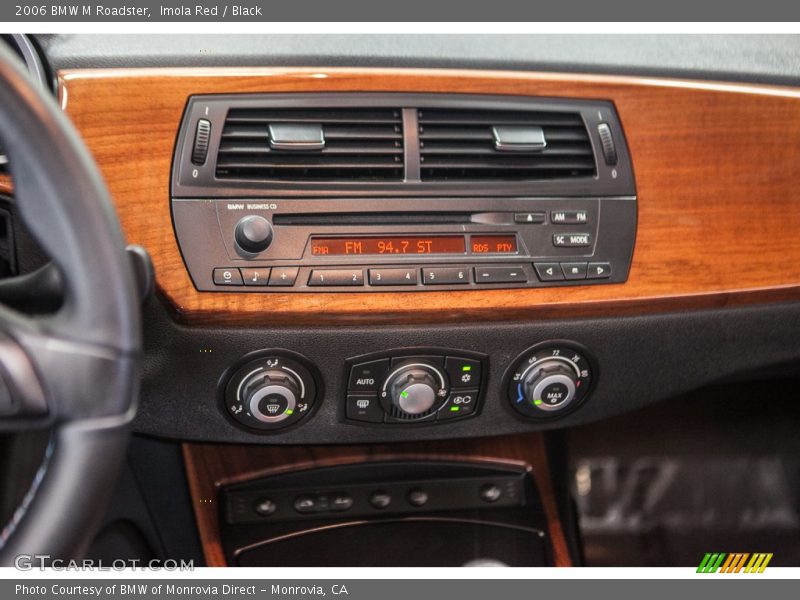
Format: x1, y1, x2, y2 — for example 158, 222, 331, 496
506, 343, 593, 419
381, 362, 449, 420
224, 353, 319, 431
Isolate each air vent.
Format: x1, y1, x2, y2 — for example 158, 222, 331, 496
418, 108, 595, 181
215, 108, 404, 182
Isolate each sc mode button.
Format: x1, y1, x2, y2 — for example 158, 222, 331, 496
553, 233, 592, 247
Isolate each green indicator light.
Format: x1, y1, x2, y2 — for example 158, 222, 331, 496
400, 390, 409, 399
285, 409, 294, 415
533, 399, 543, 406
462, 365, 472, 372
450, 406, 460, 412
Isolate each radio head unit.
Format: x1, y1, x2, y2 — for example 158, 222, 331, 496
171, 93, 636, 292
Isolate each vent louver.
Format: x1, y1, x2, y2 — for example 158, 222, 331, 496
215, 108, 404, 182
418, 108, 595, 181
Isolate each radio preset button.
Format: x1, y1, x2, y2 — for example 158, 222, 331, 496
268, 266, 299, 286
475, 266, 527, 284
241, 268, 270, 286
308, 269, 364, 286
213, 268, 244, 286
551, 210, 589, 224
553, 233, 592, 247
561, 262, 588, 280
587, 262, 612, 279
369, 268, 418, 286
422, 267, 471, 285
533, 263, 565, 281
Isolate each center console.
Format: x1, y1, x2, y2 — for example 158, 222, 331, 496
165, 91, 634, 441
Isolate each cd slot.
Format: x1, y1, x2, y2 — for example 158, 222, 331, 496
272, 212, 472, 226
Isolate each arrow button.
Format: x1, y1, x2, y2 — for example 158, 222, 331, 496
587, 262, 612, 279
533, 262, 565, 282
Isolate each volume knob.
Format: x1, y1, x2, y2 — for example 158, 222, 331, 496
235, 215, 273, 254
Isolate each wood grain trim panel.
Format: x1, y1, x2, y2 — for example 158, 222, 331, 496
58, 67, 800, 325
183, 433, 571, 567
0, 174, 11, 196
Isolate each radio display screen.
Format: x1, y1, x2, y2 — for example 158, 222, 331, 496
311, 236, 467, 256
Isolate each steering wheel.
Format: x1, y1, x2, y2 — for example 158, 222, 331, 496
0, 44, 140, 562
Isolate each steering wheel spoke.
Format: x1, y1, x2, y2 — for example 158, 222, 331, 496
0, 313, 48, 429
0, 304, 138, 431
0, 42, 140, 561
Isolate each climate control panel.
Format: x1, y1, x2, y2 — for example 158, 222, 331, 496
345, 350, 486, 425
218, 342, 595, 435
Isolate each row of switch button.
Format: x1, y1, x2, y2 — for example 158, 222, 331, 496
346, 388, 479, 423
293, 493, 353, 514
287, 489, 430, 515
514, 210, 589, 225
213, 267, 298, 286
348, 356, 482, 393
216, 262, 609, 288
305, 266, 528, 287
534, 262, 611, 281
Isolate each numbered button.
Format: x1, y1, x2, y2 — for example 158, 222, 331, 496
369, 268, 418, 286
308, 269, 364, 286
422, 267, 471, 285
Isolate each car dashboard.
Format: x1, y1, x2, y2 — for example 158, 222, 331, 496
3, 34, 800, 568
